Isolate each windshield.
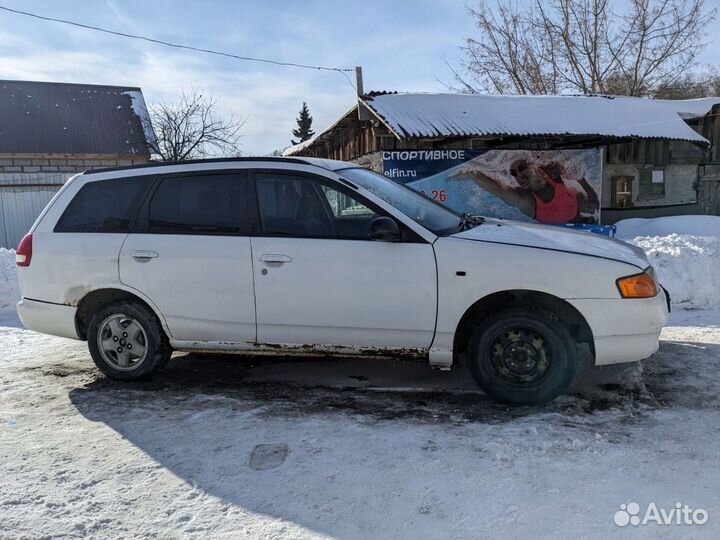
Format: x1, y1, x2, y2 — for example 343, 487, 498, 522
339, 167, 467, 235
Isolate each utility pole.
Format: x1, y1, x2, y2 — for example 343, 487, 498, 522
356, 66, 372, 121
355, 66, 364, 96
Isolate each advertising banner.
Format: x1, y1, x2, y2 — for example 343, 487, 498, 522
382, 149, 602, 224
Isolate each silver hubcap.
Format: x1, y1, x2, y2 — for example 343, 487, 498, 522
97, 314, 148, 371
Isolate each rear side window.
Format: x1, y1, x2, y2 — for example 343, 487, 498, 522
55, 176, 149, 233
146, 173, 249, 235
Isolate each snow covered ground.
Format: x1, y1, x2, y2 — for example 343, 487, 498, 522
1, 218, 720, 538
0, 248, 19, 327
3, 309, 720, 539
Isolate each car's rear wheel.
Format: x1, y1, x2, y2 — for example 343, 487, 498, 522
467, 308, 578, 404
88, 301, 171, 380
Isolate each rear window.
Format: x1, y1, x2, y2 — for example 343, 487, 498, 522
55, 176, 149, 233
146, 174, 248, 235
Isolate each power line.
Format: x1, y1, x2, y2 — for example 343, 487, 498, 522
0, 5, 356, 77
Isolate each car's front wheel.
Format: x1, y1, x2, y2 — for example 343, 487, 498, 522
87, 301, 171, 380
467, 308, 578, 404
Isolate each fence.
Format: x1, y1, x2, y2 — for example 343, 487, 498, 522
0, 173, 68, 248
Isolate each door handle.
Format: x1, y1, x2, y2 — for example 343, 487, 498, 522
260, 254, 292, 263
131, 250, 159, 259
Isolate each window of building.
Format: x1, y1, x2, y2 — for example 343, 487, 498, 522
638, 168, 665, 199
147, 174, 248, 235
55, 176, 150, 233
610, 176, 634, 208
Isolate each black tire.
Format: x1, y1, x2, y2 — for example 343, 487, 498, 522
467, 308, 578, 405
87, 300, 172, 381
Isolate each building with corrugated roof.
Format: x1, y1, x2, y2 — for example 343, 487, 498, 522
285, 92, 720, 223
0, 80, 156, 247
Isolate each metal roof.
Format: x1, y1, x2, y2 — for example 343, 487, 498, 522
365, 93, 719, 144
284, 93, 720, 156
0, 80, 156, 156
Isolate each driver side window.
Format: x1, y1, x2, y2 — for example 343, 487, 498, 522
255, 173, 379, 239
320, 185, 375, 218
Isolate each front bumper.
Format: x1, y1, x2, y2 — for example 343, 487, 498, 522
568, 290, 669, 366
16, 298, 80, 340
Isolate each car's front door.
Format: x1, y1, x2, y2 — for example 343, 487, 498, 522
119, 171, 256, 343
250, 170, 437, 350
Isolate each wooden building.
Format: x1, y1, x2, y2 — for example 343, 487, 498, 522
285, 92, 720, 223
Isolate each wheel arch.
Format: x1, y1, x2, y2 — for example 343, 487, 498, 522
74, 287, 169, 341
452, 290, 594, 365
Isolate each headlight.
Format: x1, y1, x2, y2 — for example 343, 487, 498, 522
616, 268, 658, 299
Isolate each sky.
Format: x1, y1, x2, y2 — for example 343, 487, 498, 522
0, 0, 478, 155
1, 0, 720, 155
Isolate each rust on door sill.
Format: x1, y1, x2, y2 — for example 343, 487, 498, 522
175, 342, 429, 362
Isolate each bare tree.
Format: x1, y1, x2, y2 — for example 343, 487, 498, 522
654, 65, 720, 98
453, 0, 715, 96
148, 89, 245, 161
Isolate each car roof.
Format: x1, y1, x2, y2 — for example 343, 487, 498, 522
291, 157, 359, 171
82, 156, 359, 176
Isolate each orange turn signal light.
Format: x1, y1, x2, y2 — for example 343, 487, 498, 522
616, 272, 658, 299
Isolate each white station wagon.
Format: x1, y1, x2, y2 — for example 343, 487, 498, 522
16, 157, 669, 404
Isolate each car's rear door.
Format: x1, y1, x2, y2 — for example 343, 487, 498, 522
119, 170, 256, 343
250, 170, 437, 350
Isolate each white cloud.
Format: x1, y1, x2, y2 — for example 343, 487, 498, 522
0, 0, 477, 154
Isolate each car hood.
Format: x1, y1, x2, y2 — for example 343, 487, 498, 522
452, 218, 649, 269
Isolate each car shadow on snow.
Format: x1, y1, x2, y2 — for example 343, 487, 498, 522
63, 352, 613, 422
68, 353, 523, 425
63, 338, 720, 425
61, 340, 719, 537
59, 342, 720, 423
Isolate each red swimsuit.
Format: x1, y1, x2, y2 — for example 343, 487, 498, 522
532, 170, 578, 224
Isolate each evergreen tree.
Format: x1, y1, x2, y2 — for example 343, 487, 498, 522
291, 102, 315, 145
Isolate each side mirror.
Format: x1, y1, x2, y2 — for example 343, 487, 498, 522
369, 216, 402, 242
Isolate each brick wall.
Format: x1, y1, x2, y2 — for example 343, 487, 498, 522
0, 154, 150, 175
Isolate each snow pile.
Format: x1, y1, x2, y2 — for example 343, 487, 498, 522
632, 234, 720, 308
616, 216, 720, 309
0, 248, 19, 319
615, 215, 720, 238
